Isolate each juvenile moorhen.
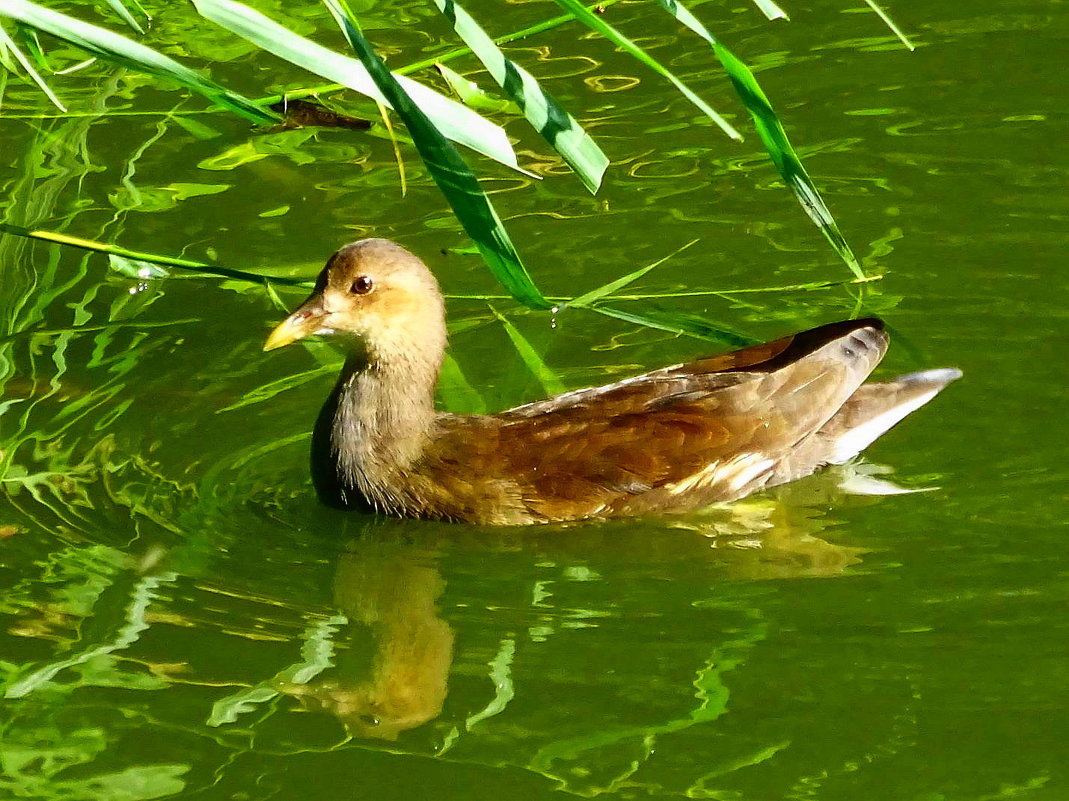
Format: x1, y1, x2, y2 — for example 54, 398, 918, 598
264, 239, 961, 525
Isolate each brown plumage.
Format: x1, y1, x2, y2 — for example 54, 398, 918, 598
264, 239, 961, 525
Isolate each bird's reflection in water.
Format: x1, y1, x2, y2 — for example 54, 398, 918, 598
670, 462, 909, 580
277, 462, 916, 741
279, 539, 454, 740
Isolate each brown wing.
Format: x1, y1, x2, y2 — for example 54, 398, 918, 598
499, 319, 883, 417
421, 320, 888, 523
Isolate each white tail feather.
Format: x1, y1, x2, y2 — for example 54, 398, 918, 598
826, 368, 963, 464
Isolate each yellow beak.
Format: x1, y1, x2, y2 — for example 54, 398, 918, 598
263, 296, 329, 351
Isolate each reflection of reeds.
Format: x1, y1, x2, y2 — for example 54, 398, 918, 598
1, 83, 142, 536
0, 0, 913, 310
0, 106, 197, 779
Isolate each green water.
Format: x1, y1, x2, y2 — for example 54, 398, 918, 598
1, 1, 1067, 799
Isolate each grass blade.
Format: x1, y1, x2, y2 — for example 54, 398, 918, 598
655, 0, 864, 278
217, 363, 337, 413
401, 0, 623, 78
108, 253, 169, 279
569, 263, 660, 309
0, 0, 273, 123
608, 272, 881, 300
591, 304, 757, 346
861, 0, 915, 51
436, 61, 515, 113
0, 222, 310, 286
0, 31, 13, 70
438, 352, 487, 413
431, 0, 608, 193
374, 98, 408, 196
751, 0, 789, 21
191, 0, 521, 173
14, 23, 44, 68
102, 0, 145, 34
567, 239, 698, 307
323, 0, 551, 309
259, 1, 623, 107
552, 0, 741, 141
0, 20, 64, 110
490, 307, 566, 396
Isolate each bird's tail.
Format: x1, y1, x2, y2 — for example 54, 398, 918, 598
815, 368, 963, 465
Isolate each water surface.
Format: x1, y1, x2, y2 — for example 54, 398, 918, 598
1, 1, 1066, 799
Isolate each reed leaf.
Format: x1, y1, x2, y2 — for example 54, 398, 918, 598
568, 263, 660, 309
102, 0, 145, 34
0, 0, 273, 123
190, 0, 521, 173
751, 0, 788, 21
655, 0, 864, 278
217, 363, 337, 413
608, 273, 881, 301
591, 304, 756, 346
260, 1, 623, 106
438, 352, 487, 414
436, 61, 515, 114
861, 0, 915, 51
430, 0, 608, 193
13, 23, 43, 68
552, 0, 741, 141
0, 32, 13, 70
0, 222, 310, 286
567, 239, 698, 308
491, 307, 566, 396
0, 20, 64, 109
107, 253, 168, 279
324, 0, 551, 310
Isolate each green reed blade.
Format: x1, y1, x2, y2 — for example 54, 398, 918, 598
751, 0, 789, 21
568, 239, 699, 308
655, 0, 864, 278
102, 0, 144, 33
591, 304, 757, 346
491, 306, 565, 396
552, 0, 741, 141
436, 62, 516, 114
324, 0, 551, 310
0, 0, 273, 123
191, 0, 522, 173
438, 352, 487, 414
217, 363, 337, 413
430, 0, 608, 193
861, 0, 915, 51
263, 0, 623, 110
0, 21, 64, 109
0, 222, 311, 286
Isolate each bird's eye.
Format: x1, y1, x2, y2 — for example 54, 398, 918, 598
349, 276, 374, 295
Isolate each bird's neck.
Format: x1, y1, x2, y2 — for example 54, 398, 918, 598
329, 348, 441, 494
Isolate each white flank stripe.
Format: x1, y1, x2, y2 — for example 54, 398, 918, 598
666, 453, 775, 497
